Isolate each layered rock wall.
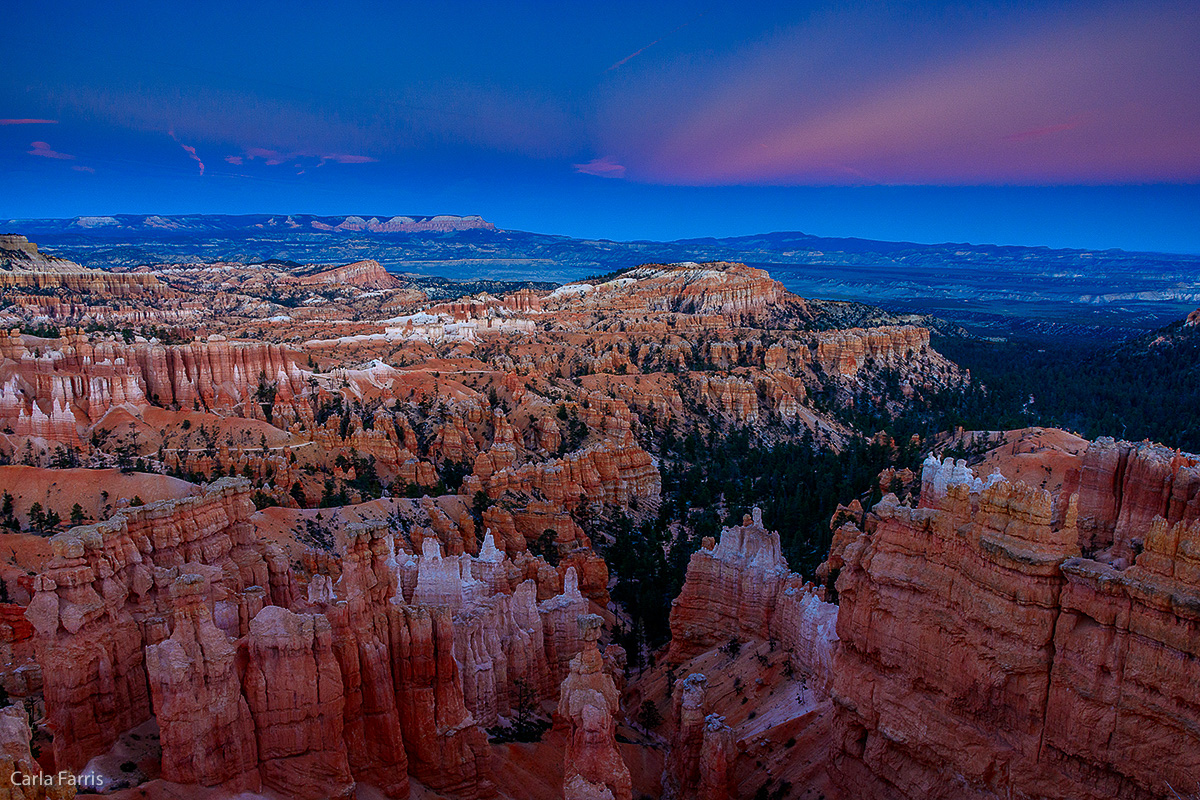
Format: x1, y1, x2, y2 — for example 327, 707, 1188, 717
0, 331, 312, 442
666, 508, 838, 695
829, 444, 1200, 800
24, 478, 264, 769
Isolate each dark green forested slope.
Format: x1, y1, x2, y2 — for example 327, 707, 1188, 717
935, 314, 1200, 453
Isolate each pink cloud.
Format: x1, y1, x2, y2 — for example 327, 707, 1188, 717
71, 165, 95, 174
27, 141, 74, 160
0, 119, 57, 126
574, 156, 626, 178
615, 4, 1200, 185
224, 155, 243, 165
169, 131, 205, 175
245, 146, 288, 165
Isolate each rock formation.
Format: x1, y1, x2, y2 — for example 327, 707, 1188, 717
24, 478, 268, 769
667, 508, 838, 695
829, 442, 1200, 800
559, 614, 631, 800
661, 674, 732, 800
144, 573, 259, 790
297, 259, 407, 290
244, 606, 355, 800
22, 479, 602, 798
0, 704, 74, 799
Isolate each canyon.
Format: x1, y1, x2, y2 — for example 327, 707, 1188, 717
0, 235, 1196, 799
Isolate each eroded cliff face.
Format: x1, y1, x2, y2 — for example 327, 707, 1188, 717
18, 478, 612, 798
24, 478, 266, 769
828, 448, 1200, 800
0, 704, 74, 800
0, 328, 312, 444
652, 439, 1200, 800
667, 508, 839, 695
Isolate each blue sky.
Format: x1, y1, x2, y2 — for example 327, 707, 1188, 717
2, 1, 1198, 251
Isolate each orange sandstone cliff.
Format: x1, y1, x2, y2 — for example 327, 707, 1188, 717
824, 445, 1200, 800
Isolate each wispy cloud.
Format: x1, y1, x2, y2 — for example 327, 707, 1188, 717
0, 119, 57, 126
574, 156, 626, 178
619, 4, 1200, 185
607, 13, 705, 72
169, 131, 205, 175
608, 38, 666, 72
71, 165, 95, 173
240, 146, 377, 167
1005, 118, 1088, 142
319, 153, 376, 165
27, 141, 74, 160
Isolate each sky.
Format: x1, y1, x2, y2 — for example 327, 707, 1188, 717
2, 0, 1199, 252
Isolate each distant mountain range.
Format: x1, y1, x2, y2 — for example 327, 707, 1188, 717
5, 213, 495, 235
6, 213, 1199, 342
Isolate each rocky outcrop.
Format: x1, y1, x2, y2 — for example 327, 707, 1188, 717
0, 330, 313, 443
473, 437, 660, 511
297, 260, 406, 290
21, 476, 606, 798
455, 578, 554, 726
813, 325, 931, 376
391, 604, 494, 798
539, 567, 589, 683
1074, 438, 1200, 562
144, 573, 259, 790
559, 614, 631, 800
244, 606, 354, 800
662, 674, 732, 800
695, 715, 733, 800
0, 704, 74, 800
317, 521, 411, 797
667, 509, 790, 659
667, 508, 838, 695
829, 444, 1200, 800
25, 478, 265, 770
547, 263, 802, 324
0, 237, 163, 298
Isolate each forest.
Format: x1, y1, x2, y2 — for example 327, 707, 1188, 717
935, 315, 1200, 452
